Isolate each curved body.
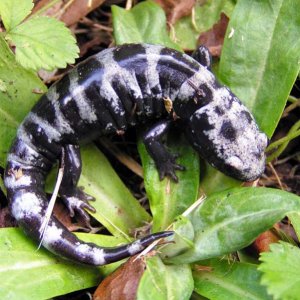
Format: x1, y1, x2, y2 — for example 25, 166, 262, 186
4, 44, 268, 265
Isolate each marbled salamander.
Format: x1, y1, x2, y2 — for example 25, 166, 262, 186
4, 44, 268, 266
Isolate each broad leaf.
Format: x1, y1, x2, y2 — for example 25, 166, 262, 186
199, 163, 241, 195
6, 16, 79, 71
137, 256, 193, 300
78, 144, 151, 237
259, 242, 300, 300
166, 187, 300, 264
0, 228, 125, 300
0, 35, 46, 167
0, 0, 33, 31
138, 133, 199, 232
219, 0, 300, 137
112, 1, 181, 50
193, 259, 271, 300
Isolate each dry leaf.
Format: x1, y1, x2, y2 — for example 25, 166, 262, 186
253, 229, 280, 253
154, 0, 196, 24
33, 0, 105, 26
198, 13, 229, 57
93, 256, 146, 300
53, 202, 89, 232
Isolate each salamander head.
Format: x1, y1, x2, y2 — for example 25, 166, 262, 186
184, 85, 268, 181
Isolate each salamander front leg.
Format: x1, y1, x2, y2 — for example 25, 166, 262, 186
143, 120, 185, 182
59, 145, 96, 227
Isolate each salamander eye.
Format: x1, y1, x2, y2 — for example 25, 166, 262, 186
240, 110, 253, 124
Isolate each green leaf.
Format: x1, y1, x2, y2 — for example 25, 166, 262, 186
0, 175, 6, 195
160, 215, 195, 258
174, 0, 236, 50
112, 1, 181, 50
138, 133, 199, 232
259, 241, 300, 300
199, 162, 241, 195
219, 0, 300, 137
0, 228, 125, 300
165, 187, 300, 264
0, 0, 33, 31
6, 16, 79, 71
0, 35, 46, 167
287, 211, 300, 240
79, 144, 151, 237
137, 256, 193, 300
46, 144, 151, 238
193, 259, 271, 300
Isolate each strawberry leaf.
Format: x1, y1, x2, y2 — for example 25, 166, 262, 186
259, 242, 300, 300
0, 0, 33, 31
6, 16, 79, 71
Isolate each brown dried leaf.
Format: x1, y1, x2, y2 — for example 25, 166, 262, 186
198, 13, 229, 57
93, 256, 146, 300
253, 229, 280, 253
32, 0, 105, 26
53, 202, 73, 228
53, 202, 87, 232
154, 0, 196, 24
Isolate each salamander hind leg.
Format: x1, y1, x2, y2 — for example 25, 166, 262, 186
59, 145, 95, 227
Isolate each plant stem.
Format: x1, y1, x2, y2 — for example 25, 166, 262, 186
267, 120, 300, 162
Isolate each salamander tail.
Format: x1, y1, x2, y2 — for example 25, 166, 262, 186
101, 231, 173, 264
33, 206, 172, 265
5, 158, 173, 265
